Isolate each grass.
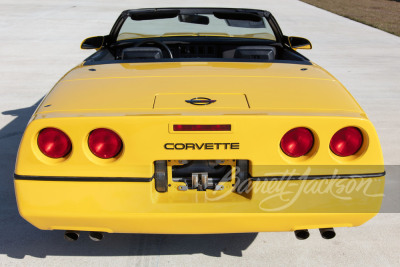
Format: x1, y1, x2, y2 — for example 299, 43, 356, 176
300, 0, 400, 36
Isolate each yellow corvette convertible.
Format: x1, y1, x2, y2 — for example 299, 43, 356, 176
14, 8, 385, 241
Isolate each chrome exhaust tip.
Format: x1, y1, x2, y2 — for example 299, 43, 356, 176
64, 231, 80, 241
89, 231, 104, 242
294, 229, 310, 240
319, 228, 336, 239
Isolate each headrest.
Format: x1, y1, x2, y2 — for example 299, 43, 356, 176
234, 46, 276, 60
121, 47, 163, 60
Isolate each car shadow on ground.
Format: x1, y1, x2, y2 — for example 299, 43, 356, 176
0, 99, 257, 259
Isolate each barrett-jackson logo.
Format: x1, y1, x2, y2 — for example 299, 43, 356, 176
164, 143, 239, 150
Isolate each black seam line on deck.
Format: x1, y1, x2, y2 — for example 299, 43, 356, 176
14, 172, 385, 182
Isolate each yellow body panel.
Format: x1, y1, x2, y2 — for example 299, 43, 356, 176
35, 62, 363, 116
15, 178, 384, 233
15, 62, 385, 234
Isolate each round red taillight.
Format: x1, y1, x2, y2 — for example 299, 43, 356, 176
330, 127, 363, 157
88, 128, 122, 159
281, 127, 314, 157
38, 128, 72, 158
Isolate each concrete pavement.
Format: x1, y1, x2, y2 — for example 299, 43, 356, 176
0, 0, 399, 266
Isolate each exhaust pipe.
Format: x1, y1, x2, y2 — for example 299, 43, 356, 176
89, 231, 104, 241
64, 231, 80, 241
294, 229, 310, 240
319, 228, 336, 239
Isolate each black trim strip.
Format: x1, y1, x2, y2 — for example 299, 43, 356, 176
14, 174, 153, 182
83, 58, 312, 66
250, 172, 385, 181
14, 172, 385, 182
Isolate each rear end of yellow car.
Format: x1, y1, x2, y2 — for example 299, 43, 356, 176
14, 112, 385, 234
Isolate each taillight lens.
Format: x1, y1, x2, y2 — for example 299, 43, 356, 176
330, 127, 363, 157
88, 128, 122, 159
281, 127, 314, 157
38, 128, 72, 158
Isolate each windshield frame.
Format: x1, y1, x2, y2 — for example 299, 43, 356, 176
108, 8, 283, 45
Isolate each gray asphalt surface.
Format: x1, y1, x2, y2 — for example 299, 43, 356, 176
0, 0, 399, 266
